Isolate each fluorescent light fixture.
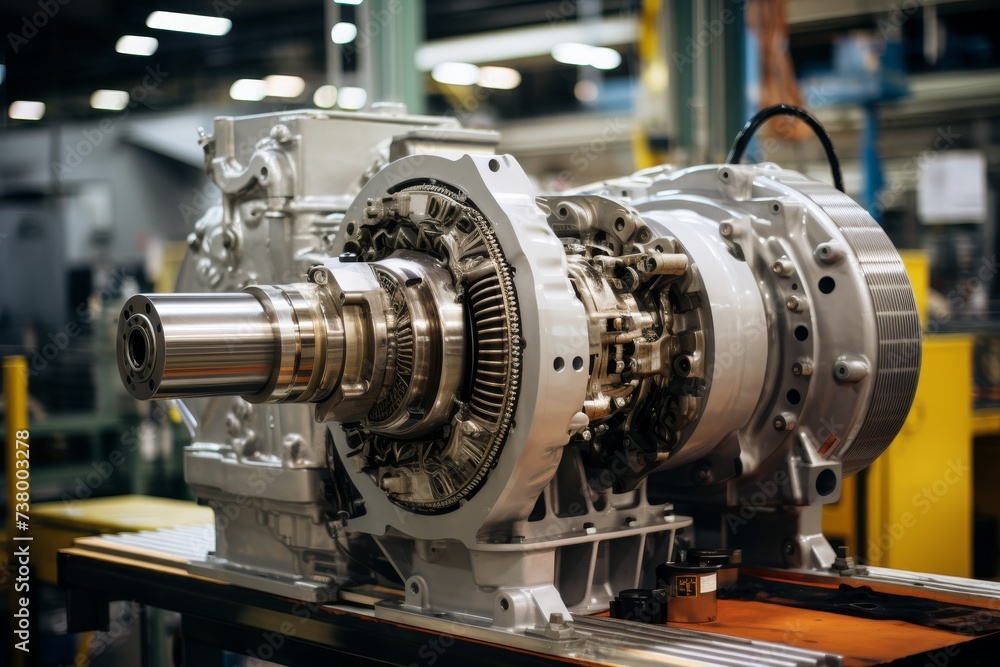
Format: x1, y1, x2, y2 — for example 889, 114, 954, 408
334, 0, 364, 5
552, 43, 592, 66
337, 86, 367, 110
264, 75, 306, 98
416, 17, 635, 71
588, 46, 622, 70
331, 22, 358, 44
313, 84, 338, 108
8, 101, 45, 121
230, 79, 267, 102
90, 89, 130, 111
431, 62, 480, 86
115, 35, 159, 56
552, 43, 622, 70
146, 11, 232, 36
478, 66, 521, 90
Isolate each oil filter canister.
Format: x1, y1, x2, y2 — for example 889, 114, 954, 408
656, 562, 722, 623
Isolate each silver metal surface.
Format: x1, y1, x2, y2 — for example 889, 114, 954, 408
118, 293, 278, 399
113, 109, 924, 652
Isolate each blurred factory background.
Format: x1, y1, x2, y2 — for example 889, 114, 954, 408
2, 0, 1000, 664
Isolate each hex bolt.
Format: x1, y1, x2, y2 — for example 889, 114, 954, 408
186, 232, 201, 250
833, 356, 870, 383
786, 295, 807, 312
719, 222, 734, 238
270, 123, 293, 144
773, 412, 796, 431
772, 258, 795, 277
693, 463, 712, 484
310, 267, 330, 285
815, 242, 846, 265
792, 359, 814, 377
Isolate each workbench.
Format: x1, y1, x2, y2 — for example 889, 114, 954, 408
56, 526, 1000, 667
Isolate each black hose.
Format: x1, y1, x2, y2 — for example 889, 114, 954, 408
725, 104, 845, 193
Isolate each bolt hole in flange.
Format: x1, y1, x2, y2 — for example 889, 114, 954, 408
554, 357, 565, 372
572, 356, 584, 371
818, 276, 836, 294
786, 389, 801, 405
499, 598, 510, 612
815, 469, 837, 496
794, 326, 809, 342
409, 582, 420, 595
488, 158, 501, 172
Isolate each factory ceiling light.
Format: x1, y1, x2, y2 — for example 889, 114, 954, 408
331, 22, 358, 45
264, 75, 306, 99
229, 79, 267, 102
478, 66, 521, 90
146, 11, 232, 36
431, 62, 481, 86
337, 86, 367, 110
313, 85, 338, 109
551, 43, 622, 70
90, 89, 130, 111
115, 35, 159, 57
8, 101, 45, 120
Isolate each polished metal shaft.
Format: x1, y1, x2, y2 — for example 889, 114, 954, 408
117, 279, 355, 403
117, 293, 280, 400
117, 256, 466, 435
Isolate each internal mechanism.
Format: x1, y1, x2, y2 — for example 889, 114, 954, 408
341, 184, 522, 513
537, 196, 706, 488
116, 110, 920, 632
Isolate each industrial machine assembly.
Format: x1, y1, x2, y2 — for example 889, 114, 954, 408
97, 106, 1000, 665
